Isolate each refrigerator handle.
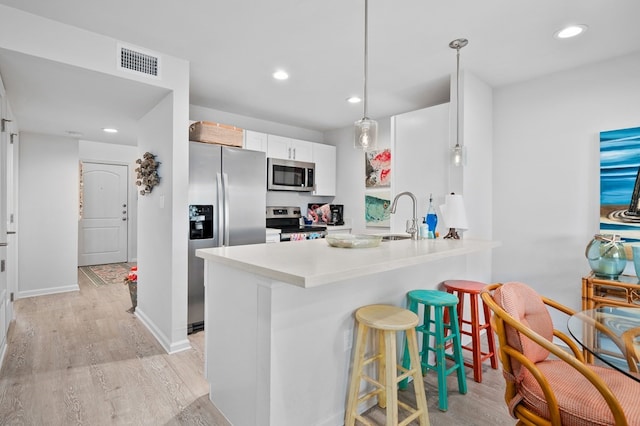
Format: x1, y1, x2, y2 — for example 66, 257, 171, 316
216, 172, 224, 247
222, 172, 230, 246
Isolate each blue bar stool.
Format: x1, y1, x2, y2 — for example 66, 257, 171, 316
399, 289, 467, 411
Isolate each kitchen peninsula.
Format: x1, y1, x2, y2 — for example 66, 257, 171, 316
196, 237, 498, 426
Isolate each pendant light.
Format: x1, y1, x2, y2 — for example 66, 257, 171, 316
449, 38, 468, 166
354, 0, 378, 150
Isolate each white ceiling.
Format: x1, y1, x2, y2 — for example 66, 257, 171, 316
1, 0, 640, 145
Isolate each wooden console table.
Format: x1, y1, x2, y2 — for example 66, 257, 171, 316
581, 273, 640, 364
582, 273, 640, 311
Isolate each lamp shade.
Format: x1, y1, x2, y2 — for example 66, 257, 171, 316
439, 193, 468, 230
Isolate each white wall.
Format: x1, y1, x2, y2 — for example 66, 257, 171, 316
18, 133, 79, 297
137, 93, 190, 353
325, 120, 391, 233
493, 51, 640, 319
79, 140, 138, 262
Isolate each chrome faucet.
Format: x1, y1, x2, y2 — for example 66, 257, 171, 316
390, 191, 419, 240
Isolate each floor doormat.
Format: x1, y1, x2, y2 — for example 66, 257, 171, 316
79, 263, 136, 287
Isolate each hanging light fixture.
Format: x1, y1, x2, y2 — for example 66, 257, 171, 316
354, 0, 378, 150
449, 38, 468, 166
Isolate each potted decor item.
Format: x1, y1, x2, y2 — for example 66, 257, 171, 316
585, 234, 627, 279
123, 266, 138, 313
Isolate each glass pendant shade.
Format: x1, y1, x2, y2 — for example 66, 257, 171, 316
451, 144, 466, 167
354, 117, 378, 150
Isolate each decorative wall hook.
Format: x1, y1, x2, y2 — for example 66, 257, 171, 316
135, 152, 160, 195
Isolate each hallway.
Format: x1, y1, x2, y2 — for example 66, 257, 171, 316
0, 270, 228, 425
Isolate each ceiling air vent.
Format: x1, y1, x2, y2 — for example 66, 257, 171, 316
118, 44, 160, 78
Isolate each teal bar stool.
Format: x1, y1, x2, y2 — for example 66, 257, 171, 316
399, 289, 467, 411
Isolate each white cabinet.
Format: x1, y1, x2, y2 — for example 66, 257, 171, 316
312, 143, 336, 196
267, 135, 313, 162
244, 130, 268, 153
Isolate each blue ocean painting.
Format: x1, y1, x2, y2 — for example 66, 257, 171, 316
600, 126, 640, 242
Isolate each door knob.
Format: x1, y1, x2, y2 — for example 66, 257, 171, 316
122, 218, 127, 221
122, 204, 127, 208
122, 210, 127, 214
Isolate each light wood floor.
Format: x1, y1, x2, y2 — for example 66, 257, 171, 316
0, 269, 514, 425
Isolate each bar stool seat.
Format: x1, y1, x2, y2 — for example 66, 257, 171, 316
443, 280, 498, 383
400, 289, 467, 412
345, 304, 430, 426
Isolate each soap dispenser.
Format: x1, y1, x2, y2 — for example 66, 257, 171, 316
425, 194, 437, 238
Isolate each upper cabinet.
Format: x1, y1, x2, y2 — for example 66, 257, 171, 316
312, 143, 336, 196
267, 135, 313, 162
244, 130, 268, 153
242, 127, 336, 196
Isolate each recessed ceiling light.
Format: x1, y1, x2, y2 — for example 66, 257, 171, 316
102, 127, 118, 133
554, 24, 588, 39
273, 70, 289, 80
347, 96, 362, 104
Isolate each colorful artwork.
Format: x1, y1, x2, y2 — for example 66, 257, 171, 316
307, 203, 331, 224
365, 191, 391, 228
600, 126, 640, 243
365, 149, 391, 187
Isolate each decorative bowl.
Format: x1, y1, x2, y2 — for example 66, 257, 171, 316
326, 234, 382, 249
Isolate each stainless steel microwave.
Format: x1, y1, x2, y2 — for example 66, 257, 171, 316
267, 157, 315, 192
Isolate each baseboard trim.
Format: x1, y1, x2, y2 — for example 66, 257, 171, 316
18, 284, 79, 299
135, 307, 191, 354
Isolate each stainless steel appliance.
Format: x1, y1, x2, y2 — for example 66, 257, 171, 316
188, 142, 266, 333
267, 157, 315, 192
266, 206, 327, 241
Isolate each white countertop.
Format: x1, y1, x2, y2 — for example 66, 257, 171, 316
196, 238, 499, 288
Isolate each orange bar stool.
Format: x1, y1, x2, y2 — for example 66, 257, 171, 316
345, 304, 430, 426
443, 280, 498, 383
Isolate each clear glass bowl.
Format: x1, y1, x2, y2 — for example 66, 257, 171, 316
326, 234, 382, 248
585, 234, 627, 279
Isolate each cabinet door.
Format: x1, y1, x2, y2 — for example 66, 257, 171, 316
312, 143, 336, 196
244, 130, 268, 153
289, 139, 313, 162
267, 135, 294, 159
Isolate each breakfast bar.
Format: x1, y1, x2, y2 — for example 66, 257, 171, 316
196, 237, 498, 426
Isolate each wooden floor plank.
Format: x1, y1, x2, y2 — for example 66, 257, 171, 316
0, 268, 514, 425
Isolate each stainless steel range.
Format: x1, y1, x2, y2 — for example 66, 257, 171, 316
266, 206, 327, 241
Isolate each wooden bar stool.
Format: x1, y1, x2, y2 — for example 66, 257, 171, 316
443, 280, 498, 383
345, 304, 430, 426
399, 290, 467, 412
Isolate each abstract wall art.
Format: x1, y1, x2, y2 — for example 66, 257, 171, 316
365, 190, 391, 228
365, 149, 391, 188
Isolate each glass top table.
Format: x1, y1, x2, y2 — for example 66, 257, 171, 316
567, 306, 640, 382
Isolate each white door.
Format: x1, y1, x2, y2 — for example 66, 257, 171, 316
78, 162, 128, 266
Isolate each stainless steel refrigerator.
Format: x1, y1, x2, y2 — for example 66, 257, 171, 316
188, 142, 266, 333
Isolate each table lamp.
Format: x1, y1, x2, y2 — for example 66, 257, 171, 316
440, 193, 468, 239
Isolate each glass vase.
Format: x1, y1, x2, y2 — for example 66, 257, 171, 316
585, 234, 627, 280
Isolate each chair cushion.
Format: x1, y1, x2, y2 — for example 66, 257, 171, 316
519, 360, 640, 425
494, 282, 554, 377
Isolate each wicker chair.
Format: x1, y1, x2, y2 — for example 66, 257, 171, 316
480, 282, 640, 425
622, 326, 640, 374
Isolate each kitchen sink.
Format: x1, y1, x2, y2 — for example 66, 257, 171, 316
381, 234, 411, 241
